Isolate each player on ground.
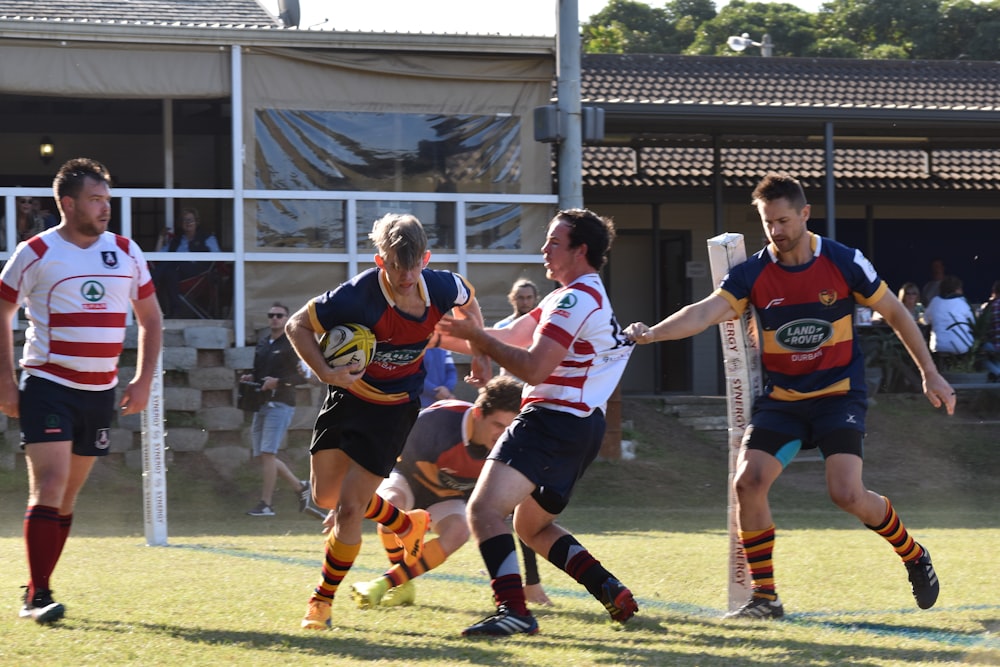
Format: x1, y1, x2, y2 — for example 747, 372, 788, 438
626, 173, 952, 619
349, 375, 553, 609
0, 158, 163, 624
437, 208, 637, 636
285, 212, 490, 630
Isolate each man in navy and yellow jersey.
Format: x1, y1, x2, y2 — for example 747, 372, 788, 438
285, 213, 491, 630
348, 375, 548, 609
626, 173, 954, 619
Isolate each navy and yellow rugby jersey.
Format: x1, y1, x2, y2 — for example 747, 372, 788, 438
307, 266, 474, 405
394, 400, 489, 510
717, 233, 888, 401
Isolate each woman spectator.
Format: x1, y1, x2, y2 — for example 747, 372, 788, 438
923, 275, 975, 355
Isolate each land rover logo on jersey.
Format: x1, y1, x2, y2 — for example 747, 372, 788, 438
101, 250, 119, 268
81, 280, 105, 302
556, 293, 578, 309
775, 319, 832, 351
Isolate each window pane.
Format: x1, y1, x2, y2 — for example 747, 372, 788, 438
254, 110, 521, 194
465, 203, 551, 253
254, 199, 346, 249
356, 201, 455, 252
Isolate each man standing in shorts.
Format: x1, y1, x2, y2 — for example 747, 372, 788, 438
437, 208, 637, 636
285, 212, 490, 630
243, 302, 318, 518
626, 173, 953, 618
0, 158, 163, 624
349, 375, 533, 609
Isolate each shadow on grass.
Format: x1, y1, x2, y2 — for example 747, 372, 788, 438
61, 609, 992, 667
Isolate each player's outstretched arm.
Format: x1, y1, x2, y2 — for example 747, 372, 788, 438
625, 293, 736, 344
871, 291, 955, 415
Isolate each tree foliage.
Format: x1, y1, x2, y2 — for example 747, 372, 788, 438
580, 0, 1000, 60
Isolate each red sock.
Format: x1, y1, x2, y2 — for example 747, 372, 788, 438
24, 505, 61, 596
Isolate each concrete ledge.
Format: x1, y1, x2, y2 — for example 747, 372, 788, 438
184, 327, 233, 349
165, 427, 210, 452
163, 347, 199, 370
188, 366, 238, 390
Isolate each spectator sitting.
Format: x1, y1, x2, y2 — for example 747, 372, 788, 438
153, 207, 220, 317
924, 274, 975, 355
420, 346, 456, 408
873, 282, 924, 326
16, 196, 47, 243
31, 197, 58, 229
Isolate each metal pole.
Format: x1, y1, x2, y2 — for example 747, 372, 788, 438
557, 0, 583, 210
824, 121, 836, 240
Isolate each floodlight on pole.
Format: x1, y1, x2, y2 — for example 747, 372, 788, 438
727, 32, 774, 57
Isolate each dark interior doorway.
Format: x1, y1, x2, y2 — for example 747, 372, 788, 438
659, 232, 692, 392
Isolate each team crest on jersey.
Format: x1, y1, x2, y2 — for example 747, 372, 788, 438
81, 280, 106, 302
101, 251, 119, 268
818, 290, 837, 306
556, 293, 578, 309
95, 428, 110, 450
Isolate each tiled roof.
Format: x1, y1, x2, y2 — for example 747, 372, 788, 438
582, 53, 1000, 112
581, 54, 1000, 192
583, 145, 1000, 192
0, 0, 279, 28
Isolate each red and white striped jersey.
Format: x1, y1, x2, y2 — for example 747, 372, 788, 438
522, 273, 634, 417
0, 229, 155, 391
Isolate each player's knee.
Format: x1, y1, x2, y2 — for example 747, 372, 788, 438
732, 468, 769, 497
828, 484, 865, 513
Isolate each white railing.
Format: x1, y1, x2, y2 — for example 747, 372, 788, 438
2, 188, 556, 343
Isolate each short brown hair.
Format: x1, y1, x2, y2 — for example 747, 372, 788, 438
474, 375, 523, 416
751, 173, 807, 211
556, 208, 616, 271
53, 157, 111, 205
369, 213, 428, 268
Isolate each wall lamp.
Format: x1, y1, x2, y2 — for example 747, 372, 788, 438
39, 136, 55, 165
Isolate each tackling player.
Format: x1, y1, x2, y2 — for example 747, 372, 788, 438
626, 173, 952, 619
437, 208, 637, 636
348, 375, 552, 608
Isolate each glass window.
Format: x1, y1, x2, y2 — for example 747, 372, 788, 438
253, 110, 521, 193
254, 199, 346, 249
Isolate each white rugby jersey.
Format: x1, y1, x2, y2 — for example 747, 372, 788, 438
0, 229, 155, 391
523, 273, 634, 417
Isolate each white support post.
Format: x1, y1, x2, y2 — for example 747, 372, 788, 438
707, 232, 764, 611
140, 351, 168, 546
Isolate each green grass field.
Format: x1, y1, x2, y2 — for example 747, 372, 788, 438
0, 395, 997, 666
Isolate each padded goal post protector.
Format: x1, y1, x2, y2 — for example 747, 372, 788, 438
707, 232, 764, 611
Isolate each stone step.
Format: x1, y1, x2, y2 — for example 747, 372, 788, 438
678, 415, 729, 431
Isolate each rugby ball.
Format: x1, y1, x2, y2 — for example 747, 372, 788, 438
318, 323, 377, 371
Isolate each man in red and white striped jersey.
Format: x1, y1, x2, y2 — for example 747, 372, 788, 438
0, 158, 163, 625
